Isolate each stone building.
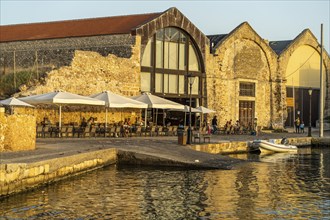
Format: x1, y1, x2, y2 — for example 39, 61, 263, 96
207, 22, 279, 129
0, 7, 329, 129
270, 29, 330, 128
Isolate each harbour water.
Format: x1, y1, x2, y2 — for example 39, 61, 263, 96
1, 147, 329, 219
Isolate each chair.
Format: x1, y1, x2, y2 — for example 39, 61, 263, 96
108, 126, 116, 137
218, 127, 225, 135
83, 126, 91, 137
194, 127, 211, 143
193, 130, 201, 143
172, 126, 178, 136
143, 126, 151, 136
104, 126, 110, 137
50, 126, 59, 137
60, 126, 68, 137
115, 126, 122, 137
97, 125, 105, 137
157, 127, 164, 136
90, 126, 97, 137
150, 126, 157, 136
43, 126, 52, 138
131, 126, 142, 137
74, 126, 83, 138
141, 127, 148, 136
36, 125, 43, 138
66, 126, 74, 137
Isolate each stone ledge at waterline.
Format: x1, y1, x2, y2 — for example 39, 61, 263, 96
190, 137, 315, 155
0, 137, 246, 197
0, 148, 117, 197
1, 135, 329, 197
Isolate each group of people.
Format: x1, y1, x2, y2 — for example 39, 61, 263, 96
294, 117, 305, 133
209, 116, 258, 135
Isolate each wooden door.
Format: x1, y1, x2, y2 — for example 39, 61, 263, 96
239, 101, 255, 127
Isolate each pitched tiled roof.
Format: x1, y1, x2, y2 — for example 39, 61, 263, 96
269, 40, 293, 55
0, 12, 162, 42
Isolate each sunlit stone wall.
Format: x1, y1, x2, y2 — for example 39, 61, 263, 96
205, 23, 278, 129
14, 36, 143, 125
0, 108, 36, 152
0, 148, 117, 197
0, 107, 6, 151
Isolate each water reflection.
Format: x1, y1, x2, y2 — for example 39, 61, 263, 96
1, 148, 330, 219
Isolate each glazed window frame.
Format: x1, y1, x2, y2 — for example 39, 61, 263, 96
140, 27, 203, 97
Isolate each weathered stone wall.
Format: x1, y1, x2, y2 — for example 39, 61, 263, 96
17, 38, 141, 94
0, 34, 134, 73
15, 36, 143, 124
0, 109, 36, 152
205, 23, 278, 128
0, 34, 135, 97
0, 107, 6, 150
0, 148, 117, 197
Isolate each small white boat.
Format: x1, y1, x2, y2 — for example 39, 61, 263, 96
252, 139, 298, 153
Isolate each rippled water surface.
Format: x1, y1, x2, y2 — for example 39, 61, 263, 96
1, 147, 330, 219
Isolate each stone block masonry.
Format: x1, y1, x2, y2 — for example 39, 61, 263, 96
0, 148, 117, 197
191, 137, 313, 154
0, 108, 36, 152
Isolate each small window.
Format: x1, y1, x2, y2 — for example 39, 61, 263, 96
240, 82, 255, 97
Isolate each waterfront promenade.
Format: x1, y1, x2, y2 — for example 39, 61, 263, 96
2, 128, 329, 165
1, 128, 329, 197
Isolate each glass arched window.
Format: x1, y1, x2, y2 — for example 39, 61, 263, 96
141, 27, 202, 96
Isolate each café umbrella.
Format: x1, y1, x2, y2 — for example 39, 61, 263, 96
168, 105, 202, 126
196, 106, 216, 126
131, 92, 184, 126
19, 91, 105, 134
90, 91, 148, 129
0, 97, 34, 107
0, 97, 34, 114
196, 106, 216, 113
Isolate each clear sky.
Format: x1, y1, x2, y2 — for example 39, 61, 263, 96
1, 0, 329, 51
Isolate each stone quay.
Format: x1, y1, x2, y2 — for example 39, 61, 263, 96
1, 130, 329, 198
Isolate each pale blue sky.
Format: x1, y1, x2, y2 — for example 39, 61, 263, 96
1, 0, 329, 51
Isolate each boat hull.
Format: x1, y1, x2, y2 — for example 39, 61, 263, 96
253, 140, 297, 153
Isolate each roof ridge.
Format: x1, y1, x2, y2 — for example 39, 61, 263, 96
0, 11, 162, 27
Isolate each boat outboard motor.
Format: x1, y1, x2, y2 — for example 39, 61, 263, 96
281, 137, 289, 145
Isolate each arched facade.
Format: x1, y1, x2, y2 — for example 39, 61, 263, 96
140, 27, 203, 97
133, 8, 208, 125
206, 22, 278, 129
276, 29, 330, 127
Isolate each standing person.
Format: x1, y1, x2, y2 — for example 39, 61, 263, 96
295, 117, 300, 133
211, 116, 218, 134
253, 118, 258, 136
300, 121, 305, 133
